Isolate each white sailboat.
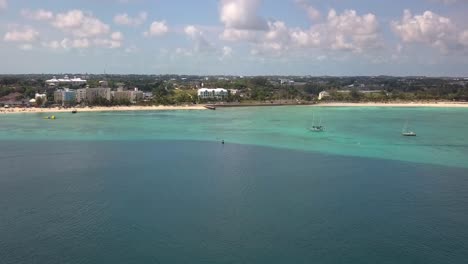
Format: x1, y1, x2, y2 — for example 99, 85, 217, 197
309, 113, 325, 132
402, 120, 416, 137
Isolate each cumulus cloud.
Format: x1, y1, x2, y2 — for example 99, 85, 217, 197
52, 10, 110, 38
144, 21, 169, 37
21, 9, 54, 21
184, 25, 215, 53
114, 12, 147, 26
295, 0, 321, 21
220, 0, 268, 30
0, 0, 7, 10
222, 8, 382, 56
60, 38, 90, 49
4, 27, 40, 42
391, 10, 467, 52
43, 31, 123, 50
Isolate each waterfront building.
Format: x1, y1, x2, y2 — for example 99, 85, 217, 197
197, 88, 228, 100
76, 87, 111, 104
112, 88, 144, 104
76, 88, 87, 103
86, 88, 111, 103
54, 89, 76, 106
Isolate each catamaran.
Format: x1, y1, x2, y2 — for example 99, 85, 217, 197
402, 121, 416, 137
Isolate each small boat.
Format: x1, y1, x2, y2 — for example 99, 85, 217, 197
204, 105, 216, 110
402, 121, 416, 137
71, 109, 78, 114
309, 113, 325, 132
43, 115, 56, 120
310, 125, 325, 132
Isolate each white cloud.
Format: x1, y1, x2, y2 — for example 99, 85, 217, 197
222, 46, 233, 58
4, 27, 40, 42
0, 0, 7, 10
111, 31, 124, 41
225, 9, 381, 56
114, 12, 147, 26
144, 21, 169, 37
42, 40, 61, 49
94, 38, 122, 49
221, 28, 259, 42
44, 32, 122, 50
184, 25, 215, 53
295, 0, 321, 21
60, 38, 90, 49
220, 0, 268, 30
21, 9, 54, 21
460, 30, 468, 46
391, 10, 467, 52
52, 10, 110, 38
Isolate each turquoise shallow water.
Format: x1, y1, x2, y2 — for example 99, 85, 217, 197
1, 106, 468, 168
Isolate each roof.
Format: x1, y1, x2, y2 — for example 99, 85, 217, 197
198, 88, 227, 92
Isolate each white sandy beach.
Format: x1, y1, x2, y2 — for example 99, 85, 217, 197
0, 105, 206, 114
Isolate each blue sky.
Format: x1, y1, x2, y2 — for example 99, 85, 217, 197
0, 0, 467, 76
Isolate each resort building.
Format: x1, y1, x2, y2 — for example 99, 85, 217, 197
111, 88, 144, 104
198, 88, 228, 100
54, 89, 77, 106
76, 87, 111, 104
76, 88, 87, 103
46, 75, 87, 87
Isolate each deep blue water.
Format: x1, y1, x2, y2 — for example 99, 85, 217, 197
1, 141, 467, 263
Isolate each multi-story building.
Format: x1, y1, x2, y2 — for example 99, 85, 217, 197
197, 88, 228, 100
76, 88, 87, 103
86, 88, 111, 103
111, 88, 144, 104
76, 88, 111, 104
54, 89, 77, 105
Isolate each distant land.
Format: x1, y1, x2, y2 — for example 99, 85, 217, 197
1, 74, 467, 109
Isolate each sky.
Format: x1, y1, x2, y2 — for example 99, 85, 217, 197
0, 0, 467, 76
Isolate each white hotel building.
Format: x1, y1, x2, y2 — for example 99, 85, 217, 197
46, 75, 87, 87
197, 88, 228, 100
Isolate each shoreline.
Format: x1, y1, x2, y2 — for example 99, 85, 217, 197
2, 101, 468, 114
0, 105, 206, 114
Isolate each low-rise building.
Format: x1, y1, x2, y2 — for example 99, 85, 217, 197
198, 88, 228, 100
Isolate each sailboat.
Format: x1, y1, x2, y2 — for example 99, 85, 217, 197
402, 120, 416, 137
309, 113, 325, 132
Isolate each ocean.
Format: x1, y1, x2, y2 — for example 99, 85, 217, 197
1, 106, 468, 263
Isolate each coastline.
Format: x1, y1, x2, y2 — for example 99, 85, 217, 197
0, 105, 206, 114
2, 101, 468, 114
